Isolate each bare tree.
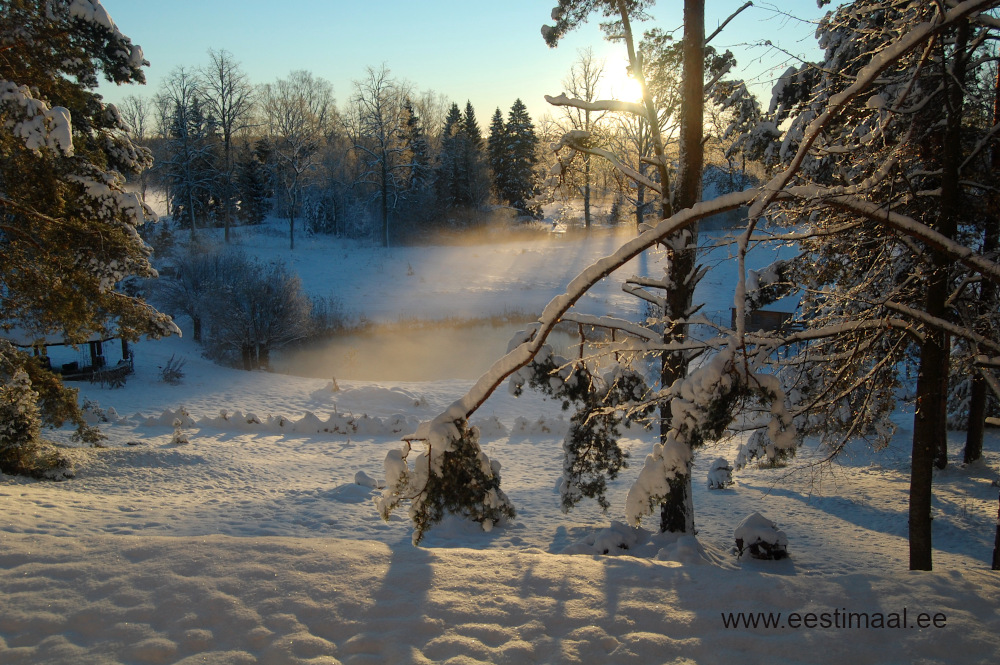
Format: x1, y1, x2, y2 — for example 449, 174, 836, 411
199, 49, 257, 243
557, 48, 608, 227
350, 65, 412, 247
118, 94, 153, 198
261, 70, 336, 250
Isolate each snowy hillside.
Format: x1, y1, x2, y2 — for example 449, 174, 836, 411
1, 220, 999, 664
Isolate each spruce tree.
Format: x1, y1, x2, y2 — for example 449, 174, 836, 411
235, 141, 272, 225
497, 99, 541, 218
400, 98, 434, 228
487, 108, 507, 201
0, 1, 177, 461
436, 102, 464, 209
460, 101, 489, 209
165, 90, 220, 238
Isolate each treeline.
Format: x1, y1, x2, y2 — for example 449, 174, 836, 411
118, 55, 547, 248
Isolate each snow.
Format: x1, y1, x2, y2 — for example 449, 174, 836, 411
2, 217, 1000, 663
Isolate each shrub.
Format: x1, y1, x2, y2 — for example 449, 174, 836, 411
159, 354, 186, 384
0, 369, 42, 474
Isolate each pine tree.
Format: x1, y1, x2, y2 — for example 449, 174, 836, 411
235, 141, 272, 225
399, 98, 434, 228
436, 102, 465, 209
0, 1, 178, 462
722, 0, 1000, 569
487, 107, 507, 200
164, 85, 220, 239
460, 101, 489, 207
496, 99, 541, 218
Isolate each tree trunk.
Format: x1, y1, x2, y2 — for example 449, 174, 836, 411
910, 325, 946, 571
657, 0, 704, 536
583, 153, 592, 228
992, 492, 1000, 570
965, 64, 1000, 464
382, 157, 390, 248
965, 373, 986, 464
188, 190, 197, 243
909, 18, 969, 570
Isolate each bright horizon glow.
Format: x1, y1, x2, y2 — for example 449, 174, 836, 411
95, 0, 828, 125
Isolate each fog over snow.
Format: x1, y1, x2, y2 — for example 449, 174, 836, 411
1, 214, 998, 664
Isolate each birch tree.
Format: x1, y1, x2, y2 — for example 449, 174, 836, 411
261, 70, 335, 250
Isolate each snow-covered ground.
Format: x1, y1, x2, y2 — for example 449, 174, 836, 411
2, 217, 999, 664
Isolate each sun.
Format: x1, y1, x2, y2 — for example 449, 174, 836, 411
605, 65, 645, 102
619, 75, 645, 102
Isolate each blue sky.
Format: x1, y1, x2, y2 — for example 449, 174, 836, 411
97, 0, 828, 122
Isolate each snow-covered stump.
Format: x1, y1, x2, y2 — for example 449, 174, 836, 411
707, 457, 734, 489
734, 512, 788, 560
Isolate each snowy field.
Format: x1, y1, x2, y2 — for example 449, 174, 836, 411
2, 217, 999, 664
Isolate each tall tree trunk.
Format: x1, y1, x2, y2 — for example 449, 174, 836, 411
382, 156, 390, 247
910, 19, 969, 571
658, 0, 704, 535
965, 65, 1000, 464
188, 190, 197, 243
992, 492, 1000, 570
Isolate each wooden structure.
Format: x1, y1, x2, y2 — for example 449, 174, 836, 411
4, 328, 134, 387
730, 308, 797, 333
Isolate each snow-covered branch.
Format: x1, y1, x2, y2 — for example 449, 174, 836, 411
750, 0, 997, 221
786, 186, 1000, 284
545, 93, 646, 117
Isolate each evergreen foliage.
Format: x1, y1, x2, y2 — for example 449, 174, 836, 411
0, 369, 41, 473
164, 83, 220, 235
487, 108, 506, 199
235, 141, 272, 225
493, 99, 541, 218
0, 1, 177, 456
436, 101, 489, 212
377, 419, 515, 545
509, 344, 654, 512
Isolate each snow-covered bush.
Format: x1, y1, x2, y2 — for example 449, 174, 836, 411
707, 457, 734, 489
376, 419, 515, 544
735, 429, 796, 470
0, 370, 42, 473
734, 512, 788, 560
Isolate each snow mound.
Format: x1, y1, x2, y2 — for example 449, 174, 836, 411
561, 521, 650, 555
143, 408, 421, 437
336, 385, 429, 410
471, 414, 508, 437
735, 511, 789, 560
707, 457, 734, 489
511, 414, 569, 436
141, 407, 195, 428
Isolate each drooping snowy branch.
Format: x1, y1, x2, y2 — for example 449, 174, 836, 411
544, 93, 646, 117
